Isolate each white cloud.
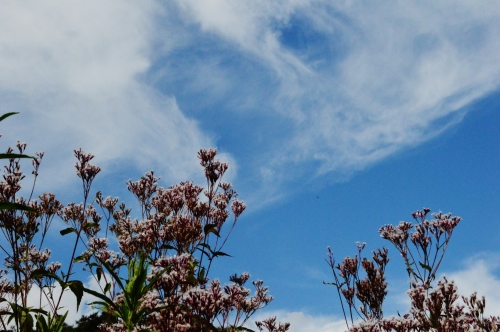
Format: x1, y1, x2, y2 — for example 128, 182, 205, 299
388, 253, 500, 318
0, 0, 154, 97
249, 310, 347, 332
0, 0, 219, 195
445, 254, 500, 317
2, 0, 499, 205
156, 0, 500, 204
301, 1, 500, 172
26, 274, 104, 326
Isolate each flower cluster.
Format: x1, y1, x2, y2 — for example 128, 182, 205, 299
0, 141, 69, 331
256, 316, 291, 332
0, 133, 287, 332
326, 244, 389, 328
81, 148, 286, 331
327, 209, 499, 332
379, 208, 461, 287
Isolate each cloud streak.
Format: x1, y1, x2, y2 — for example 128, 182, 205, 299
2, 1, 499, 204
248, 310, 347, 332
0, 1, 216, 194
445, 254, 500, 317
156, 0, 500, 204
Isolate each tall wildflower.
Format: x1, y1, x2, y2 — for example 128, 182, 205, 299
326, 209, 500, 331
82, 148, 286, 331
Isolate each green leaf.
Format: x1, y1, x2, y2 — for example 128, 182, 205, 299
212, 251, 231, 258
27, 308, 47, 315
199, 243, 212, 250
36, 314, 49, 332
142, 266, 169, 294
83, 287, 119, 312
89, 300, 112, 311
204, 223, 220, 237
198, 267, 206, 282
419, 262, 432, 272
159, 244, 175, 250
0, 201, 36, 212
83, 222, 99, 230
96, 266, 102, 281
0, 112, 18, 122
96, 256, 125, 292
429, 310, 438, 328
233, 327, 256, 332
0, 153, 35, 160
67, 280, 84, 311
6, 303, 37, 332
73, 254, 87, 263
195, 247, 210, 259
53, 311, 69, 332
104, 282, 111, 294
20, 310, 34, 332
184, 272, 197, 286
60, 227, 77, 236
31, 269, 63, 284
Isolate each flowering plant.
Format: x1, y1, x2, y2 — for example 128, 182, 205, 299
326, 209, 500, 331
0, 113, 289, 332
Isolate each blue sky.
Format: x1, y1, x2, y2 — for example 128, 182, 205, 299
1, 1, 499, 330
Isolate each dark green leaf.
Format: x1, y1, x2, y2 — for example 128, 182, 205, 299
74, 254, 87, 263
419, 262, 432, 272
104, 282, 111, 294
20, 310, 34, 332
234, 327, 256, 332
60, 227, 77, 236
36, 314, 49, 332
212, 251, 231, 258
199, 243, 212, 250
83, 287, 119, 311
95, 257, 125, 294
429, 311, 437, 328
67, 280, 84, 311
0, 112, 18, 122
198, 267, 206, 282
184, 273, 197, 286
0, 201, 36, 212
0, 153, 35, 160
204, 223, 220, 237
96, 266, 102, 281
53, 311, 69, 332
31, 269, 63, 283
27, 308, 47, 314
83, 222, 99, 230
142, 266, 169, 294
196, 247, 212, 258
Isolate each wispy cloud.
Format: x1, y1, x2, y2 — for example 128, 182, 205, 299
2, 1, 499, 205
0, 1, 216, 194
386, 252, 500, 318
249, 310, 347, 332
445, 253, 500, 317
157, 0, 500, 205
